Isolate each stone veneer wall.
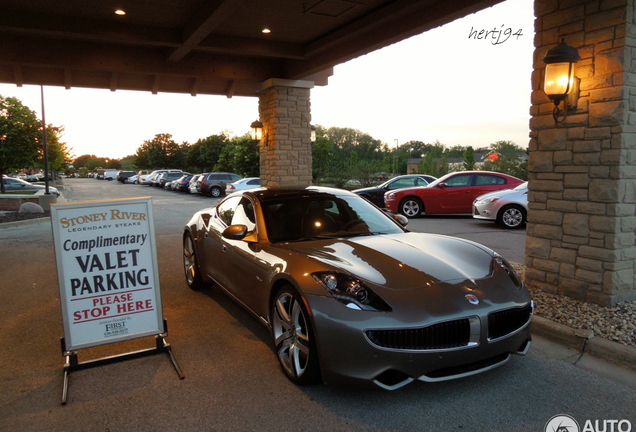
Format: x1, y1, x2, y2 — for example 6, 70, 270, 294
527, 0, 636, 306
257, 79, 313, 189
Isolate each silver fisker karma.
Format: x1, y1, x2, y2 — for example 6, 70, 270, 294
183, 187, 533, 390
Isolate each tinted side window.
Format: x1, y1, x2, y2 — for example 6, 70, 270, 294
444, 175, 472, 187
231, 197, 256, 232
216, 196, 241, 226
475, 175, 506, 185
390, 178, 418, 189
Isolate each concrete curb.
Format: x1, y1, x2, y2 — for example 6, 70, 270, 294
0, 216, 50, 230
532, 315, 636, 372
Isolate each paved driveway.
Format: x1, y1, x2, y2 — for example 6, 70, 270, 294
0, 179, 634, 431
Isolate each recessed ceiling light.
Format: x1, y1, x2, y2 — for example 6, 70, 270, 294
115, 9, 126, 16
262, 28, 271, 34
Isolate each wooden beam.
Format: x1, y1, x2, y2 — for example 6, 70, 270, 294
190, 77, 201, 96
167, 0, 247, 63
110, 72, 118, 92
64, 68, 72, 89
152, 75, 161, 94
13, 64, 23, 87
224, 80, 237, 98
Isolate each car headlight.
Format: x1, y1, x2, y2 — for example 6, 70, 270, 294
492, 253, 522, 288
476, 197, 499, 205
386, 193, 395, 200
312, 271, 392, 312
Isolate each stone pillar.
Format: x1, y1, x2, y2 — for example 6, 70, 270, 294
527, 0, 636, 306
257, 78, 313, 189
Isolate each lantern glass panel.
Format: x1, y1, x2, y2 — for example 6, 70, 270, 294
544, 62, 574, 97
251, 126, 263, 141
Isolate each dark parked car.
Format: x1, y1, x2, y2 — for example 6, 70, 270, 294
158, 172, 187, 188
353, 175, 434, 208
183, 187, 533, 389
196, 172, 242, 197
116, 171, 137, 182
174, 174, 194, 192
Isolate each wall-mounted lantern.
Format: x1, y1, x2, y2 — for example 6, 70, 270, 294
542, 39, 581, 124
250, 120, 266, 146
310, 124, 316, 145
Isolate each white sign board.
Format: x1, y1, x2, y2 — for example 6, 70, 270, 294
51, 197, 164, 351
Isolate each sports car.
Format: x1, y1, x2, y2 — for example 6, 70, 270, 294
183, 187, 533, 390
384, 171, 524, 218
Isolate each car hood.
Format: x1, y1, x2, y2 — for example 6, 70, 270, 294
279, 233, 494, 290
351, 185, 383, 194
475, 188, 525, 201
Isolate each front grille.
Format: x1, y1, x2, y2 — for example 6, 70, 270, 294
366, 319, 470, 350
488, 303, 532, 340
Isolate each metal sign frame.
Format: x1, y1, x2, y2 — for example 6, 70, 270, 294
50, 197, 183, 404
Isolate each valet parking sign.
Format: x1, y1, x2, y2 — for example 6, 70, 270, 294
51, 197, 164, 351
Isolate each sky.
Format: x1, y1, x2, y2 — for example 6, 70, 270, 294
0, 0, 535, 160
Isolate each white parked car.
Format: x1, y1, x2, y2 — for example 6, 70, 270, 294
226, 177, 261, 193
473, 182, 528, 229
125, 175, 138, 184
189, 174, 202, 194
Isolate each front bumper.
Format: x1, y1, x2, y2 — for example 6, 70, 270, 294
472, 203, 498, 221
306, 295, 533, 390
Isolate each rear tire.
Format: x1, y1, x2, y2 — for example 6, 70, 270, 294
398, 197, 423, 218
210, 187, 222, 197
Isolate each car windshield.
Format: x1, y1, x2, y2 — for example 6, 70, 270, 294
261, 193, 404, 243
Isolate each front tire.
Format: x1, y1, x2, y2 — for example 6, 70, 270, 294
399, 197, 423, 218
497, 205, 526, 229
183, 233, 205, 289
270, 286, 320, 385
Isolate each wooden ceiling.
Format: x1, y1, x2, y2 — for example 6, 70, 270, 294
0, 0, 502, 97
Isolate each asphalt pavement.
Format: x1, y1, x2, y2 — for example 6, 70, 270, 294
1, 178, 635, 432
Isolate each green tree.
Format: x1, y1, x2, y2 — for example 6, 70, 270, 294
312, 133, 333, 183
214, 135, 260, 176
0, 96, 41, 192
134, 133, 182, 169
481, 140, 528, 179
185, 133, 229, 172
463, 146, 476, 171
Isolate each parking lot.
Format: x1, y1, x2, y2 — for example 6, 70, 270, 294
1, 178, 634, 432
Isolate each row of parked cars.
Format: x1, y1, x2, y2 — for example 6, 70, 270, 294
96, 168, 527, 229
351, 171, 528, 229
112, 169, 261, 197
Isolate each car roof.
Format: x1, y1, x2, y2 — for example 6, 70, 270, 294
249, 186, 357, 203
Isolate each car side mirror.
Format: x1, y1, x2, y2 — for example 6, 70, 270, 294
222, 224, 258, 242
438, 182, 446, 188
393, 214, 409, 228
223, 224, 248, 240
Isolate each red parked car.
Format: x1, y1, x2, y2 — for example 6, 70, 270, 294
384, 171, 524, 217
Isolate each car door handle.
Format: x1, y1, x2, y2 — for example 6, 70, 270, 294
222, 245, 227, 252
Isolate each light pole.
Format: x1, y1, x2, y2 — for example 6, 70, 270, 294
40, 85, 50, 195
394, 139, 398, 150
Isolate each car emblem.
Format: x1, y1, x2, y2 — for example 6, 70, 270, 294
465, 294, 479, 305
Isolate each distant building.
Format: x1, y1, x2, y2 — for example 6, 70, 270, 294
406, 152, 528, 174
